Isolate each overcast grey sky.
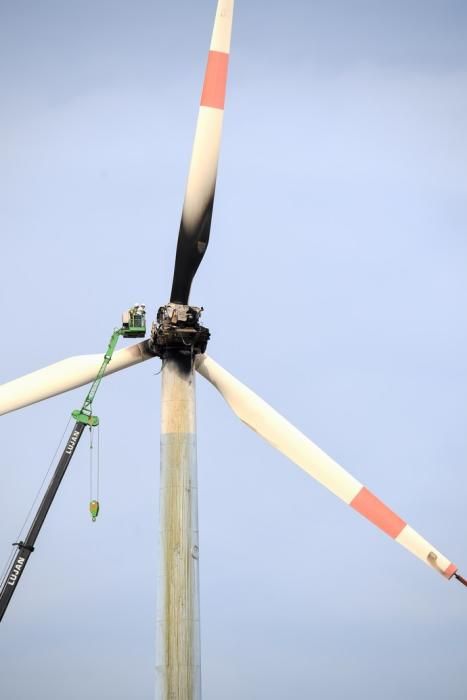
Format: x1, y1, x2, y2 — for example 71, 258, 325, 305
1, 1, 466, 698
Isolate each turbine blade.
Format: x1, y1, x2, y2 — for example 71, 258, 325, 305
0, 340, 154, 416
170, 0, 234, 304
195, 354, 460, 582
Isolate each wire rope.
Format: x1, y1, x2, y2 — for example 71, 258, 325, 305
89, 426, 93, 504
0, 415, 72, 587
88, 423, 100, 514
0, 548, 17, 591
96, 424, 100, 502
16, 416, 72, 542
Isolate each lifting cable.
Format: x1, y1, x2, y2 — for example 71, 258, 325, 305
0, 416, 72, 587
88, 425, 101, 522
0, 549, 17, 592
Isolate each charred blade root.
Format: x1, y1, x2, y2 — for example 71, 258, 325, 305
150, 304, 210, 358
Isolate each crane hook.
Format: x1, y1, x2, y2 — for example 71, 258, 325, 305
89, 500, 100, 522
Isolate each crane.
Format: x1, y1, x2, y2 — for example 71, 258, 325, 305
0, 305, 146, 623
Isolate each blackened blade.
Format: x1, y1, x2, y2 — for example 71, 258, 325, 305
170, 1, 234, 304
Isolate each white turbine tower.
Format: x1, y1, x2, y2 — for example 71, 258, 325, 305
0, 2, 465, 699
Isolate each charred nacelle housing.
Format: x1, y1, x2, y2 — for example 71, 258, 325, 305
150, 303, 210, 358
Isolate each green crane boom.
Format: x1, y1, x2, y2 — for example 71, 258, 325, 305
72, 304, 146, 427
71, 330, 123, 427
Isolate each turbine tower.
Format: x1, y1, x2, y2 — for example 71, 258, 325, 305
155, 3, 233, 696
0, 2, 464, 700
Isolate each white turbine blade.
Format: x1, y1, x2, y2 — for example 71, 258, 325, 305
0, 341, 154, 416
195, 353, 461, 582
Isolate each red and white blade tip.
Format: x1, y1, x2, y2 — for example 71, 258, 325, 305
195, 354, 463, 585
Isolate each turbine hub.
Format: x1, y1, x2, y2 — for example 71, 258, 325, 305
150, 303, 210, 358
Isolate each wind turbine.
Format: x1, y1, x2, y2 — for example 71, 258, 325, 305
0, 1, 464, 699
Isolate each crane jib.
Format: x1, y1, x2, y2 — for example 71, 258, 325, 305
0, 421, 86, 623
0, 308, 148, 622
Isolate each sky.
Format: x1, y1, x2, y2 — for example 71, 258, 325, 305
0, 0, 466, 698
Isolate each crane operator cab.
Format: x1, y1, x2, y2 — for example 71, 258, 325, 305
122, 303, 146, 338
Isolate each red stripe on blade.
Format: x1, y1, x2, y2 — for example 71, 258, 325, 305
443, 563, 457, 579
351, 487, 406, 538
201, 51, 229, 109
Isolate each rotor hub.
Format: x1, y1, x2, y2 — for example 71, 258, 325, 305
150, 303, 210, 358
